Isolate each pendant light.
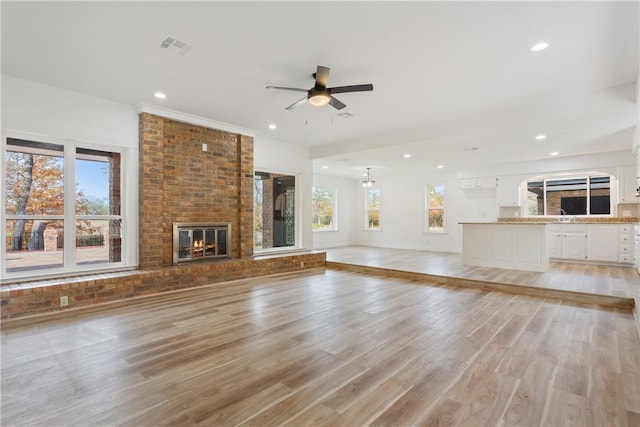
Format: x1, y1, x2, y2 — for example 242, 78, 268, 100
362, 168, 376, 187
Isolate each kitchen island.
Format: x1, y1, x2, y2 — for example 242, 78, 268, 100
460, 222, 549, 272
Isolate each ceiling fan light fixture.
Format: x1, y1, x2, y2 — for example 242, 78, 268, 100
308, 92, 331, 107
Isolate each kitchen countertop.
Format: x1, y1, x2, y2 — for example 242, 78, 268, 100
459, 222, 549, 225
497, 217, 639, 224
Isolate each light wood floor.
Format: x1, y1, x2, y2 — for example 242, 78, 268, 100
2, 269, 639, 426
325, 246, 640, 300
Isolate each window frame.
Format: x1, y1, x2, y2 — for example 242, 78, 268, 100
253, 169, 302, 254
312, 186, 338, 232
525, 173, 614, 217
364, 187, 381, 231
1, 132, 134, 283
425, 184, 446, 233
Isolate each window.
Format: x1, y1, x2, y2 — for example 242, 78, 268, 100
3, 138, 124, 278
426, 185, 446, 233
312, 186, 337, 231
254, 171, 296, 250
365, 188, 380, 230
527, 175, 611, 216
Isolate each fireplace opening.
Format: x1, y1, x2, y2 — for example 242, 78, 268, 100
173, 222, 231, 265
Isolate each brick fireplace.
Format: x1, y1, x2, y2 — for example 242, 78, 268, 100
139, 113, 254, 266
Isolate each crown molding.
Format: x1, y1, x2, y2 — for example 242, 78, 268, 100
138, 103, 256, 137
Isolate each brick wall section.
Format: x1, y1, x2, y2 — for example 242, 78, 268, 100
0, 252, 326, 320
139, 113, 165, 268
238, 135, 254, 258
139, 113, 254, 266
547, 189, 609, 215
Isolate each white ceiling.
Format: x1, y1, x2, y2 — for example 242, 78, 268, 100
2, 1, 638, 179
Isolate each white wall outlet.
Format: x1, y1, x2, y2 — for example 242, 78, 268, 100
60, 296, 69, 307
202, 143, 207, 152
301, 261, 305, 268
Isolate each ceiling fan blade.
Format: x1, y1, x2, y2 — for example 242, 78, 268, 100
315, 66, 330, 88
285, 96, 308, 110
328, 84, 374, 94
266, 86, 308, 93
329, 96, 346, 110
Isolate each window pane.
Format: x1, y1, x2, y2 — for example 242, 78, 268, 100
76, 219, 122, 265
590, 176, 610, 214
5, 219, 64, 272
427, 185, 445, 232
254, 172, 295, 249
548, 178, 587, 215
253, 178, 264, 249
527, 180, 544, 216
366, 188, 380, 230
5, 140, 64, 215
312, 186, 336, 230
76, 150, 120, 215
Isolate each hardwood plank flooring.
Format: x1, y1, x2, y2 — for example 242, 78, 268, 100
325, 246, 640, 299
2, 269, 639, 426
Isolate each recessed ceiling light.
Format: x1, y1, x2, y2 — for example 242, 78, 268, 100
268, 123, 277, 130
437, 165, 444, 169
550, 151, 559, 156
403, 154, 411, 159
535, 134, 546, 140
530, 42, 549, 52
154, 92, 166, 99
322, 165, 329, 169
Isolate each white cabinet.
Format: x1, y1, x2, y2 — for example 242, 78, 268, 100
618, 224, 635, 264
562, 231, 587, 261
547, 225, 562, 258
633, 224, 640, 268
619, 166, 639, 203
587, 225, 618, 262
460, 177, 496, 190
496, 175, 520, 206
549, 223, 635, 265
546, 224, 587, 262
462, 223, 548, 272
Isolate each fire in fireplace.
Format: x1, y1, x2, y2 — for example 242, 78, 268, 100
172, 222, 231, 265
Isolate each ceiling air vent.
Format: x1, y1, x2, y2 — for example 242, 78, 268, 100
337, 112, 354, 119
159, 35, 193, 56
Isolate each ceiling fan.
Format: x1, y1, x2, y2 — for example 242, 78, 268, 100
266, 65, 373, 111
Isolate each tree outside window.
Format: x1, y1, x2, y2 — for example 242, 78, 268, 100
312, 186, 336, 231
365, 188, 380, 230
426, 185, 445, 233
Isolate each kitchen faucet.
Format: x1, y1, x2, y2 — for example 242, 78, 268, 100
558, 209, 570, 222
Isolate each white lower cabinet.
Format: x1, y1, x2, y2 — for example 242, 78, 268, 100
547, 226, 563, 259
548, 223, 636, 265
587, 225, 619, 262
562, 229, 587, 261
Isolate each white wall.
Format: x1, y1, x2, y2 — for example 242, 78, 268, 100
457, 150, 634, 179
2, 76, 139, 147
354, 170, 469, 253
254, 136, 314, 251
311, 174, 357, 249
